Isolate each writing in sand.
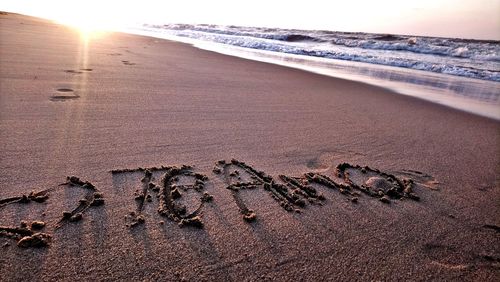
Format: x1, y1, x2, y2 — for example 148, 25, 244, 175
0, 159, 438, 248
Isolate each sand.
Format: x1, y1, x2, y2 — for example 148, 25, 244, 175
0, 13, 499, 281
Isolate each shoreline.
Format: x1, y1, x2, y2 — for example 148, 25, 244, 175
1, 13, 499, 281
128, 27, 500, 121
4, 11, 500, 121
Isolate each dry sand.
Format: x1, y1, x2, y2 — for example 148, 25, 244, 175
0, 13, 499, 281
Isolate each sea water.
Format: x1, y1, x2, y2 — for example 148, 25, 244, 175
126, 24, 500, 120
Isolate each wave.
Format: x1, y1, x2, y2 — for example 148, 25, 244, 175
142, 24, 500, 82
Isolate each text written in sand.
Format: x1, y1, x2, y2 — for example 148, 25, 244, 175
0, 159, 437, 248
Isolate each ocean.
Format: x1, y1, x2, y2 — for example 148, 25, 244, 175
126, 23, 500, 120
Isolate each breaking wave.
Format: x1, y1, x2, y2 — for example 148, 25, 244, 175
139, 23, 500, 82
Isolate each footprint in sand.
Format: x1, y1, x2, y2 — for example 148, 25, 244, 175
64, 68, 93, 74
121, 60, 136, 66
50, 88, 80, 101
56, 88, 74, 93
64, 70, 83, 74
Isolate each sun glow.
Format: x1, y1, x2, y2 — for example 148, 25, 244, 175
11, 0, 133, 33
55, 17, 110, 33
51, 16, 112, 41
1, 0, 499, 40
49, 7, 124, 33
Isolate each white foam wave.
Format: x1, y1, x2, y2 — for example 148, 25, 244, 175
141, 24, 500, 82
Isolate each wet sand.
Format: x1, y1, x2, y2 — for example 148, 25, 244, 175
0, 13, 499, 281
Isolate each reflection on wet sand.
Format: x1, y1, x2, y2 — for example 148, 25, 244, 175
194, 43, 500, 120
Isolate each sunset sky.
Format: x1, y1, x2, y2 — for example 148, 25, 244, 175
1, 0, 499, 39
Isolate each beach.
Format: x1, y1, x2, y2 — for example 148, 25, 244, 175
0, 13, 499, 281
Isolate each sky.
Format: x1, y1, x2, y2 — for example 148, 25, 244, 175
1, 0, 499, 40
